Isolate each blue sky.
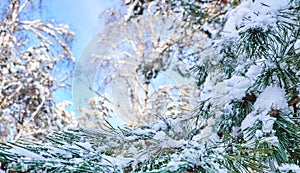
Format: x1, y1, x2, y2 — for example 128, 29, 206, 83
45, 0, 119, 58
43, 0, 119, 108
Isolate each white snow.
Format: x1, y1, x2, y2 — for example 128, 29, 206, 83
9, 146, 45, 160
153, 131, 185, 149
76, 142, 92, 151
200, 74, 227, 113
225, 76, 251, 101
245, 65, 262, 82
166, 161, 189, 172
151, 119, 170, 131
28, 61, 40, 71
259, 114, 276, 133
153, 131, 166, 140
70, 158, 83, 164
48, 146, 72, 158
162, 138, 185, 149
200, 78, 213, 101
222, 65, 262, 102
223, 0, 289, 37
241, 86, 289, 143
254, 86, 288, 111
241, 112, 258, 131
131, 128, 156, 135
260, 136, 278, 146
279, 164, 300, 172
102, 155, 133, 170
295, 39, 300, 54
127, 145, 138, 155
255, 130, 263, 138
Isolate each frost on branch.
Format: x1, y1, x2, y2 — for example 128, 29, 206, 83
0, 0, 75, 142
77, 96, 114, 130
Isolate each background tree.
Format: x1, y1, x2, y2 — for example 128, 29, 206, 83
73, 13, 203, 127
0, 0, 77, 142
